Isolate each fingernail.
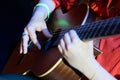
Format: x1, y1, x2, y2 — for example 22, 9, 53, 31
36, 42, 41, 50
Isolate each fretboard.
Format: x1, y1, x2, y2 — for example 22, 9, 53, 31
42, 16, 120, 51
51, 16, 120, 47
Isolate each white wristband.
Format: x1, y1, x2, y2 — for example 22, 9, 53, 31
34, 3, 50, 21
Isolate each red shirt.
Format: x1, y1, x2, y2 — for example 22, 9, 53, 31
53, 0, 120, 79
53, 0, 112, 17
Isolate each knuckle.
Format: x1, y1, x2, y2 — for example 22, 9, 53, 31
66, 44, 73, 50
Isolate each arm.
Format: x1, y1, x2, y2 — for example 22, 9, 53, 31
58, 30, 117, 80
32, 0, 56, 21
20, 0, 56, 54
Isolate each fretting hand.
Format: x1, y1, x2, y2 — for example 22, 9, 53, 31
58, 30, 95, 76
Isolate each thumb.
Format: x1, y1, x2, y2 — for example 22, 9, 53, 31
42, 29, 52, 38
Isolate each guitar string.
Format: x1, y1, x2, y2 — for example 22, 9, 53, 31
52, 17, 120, 38
51, 18, 114, 36
28, 17, 120, 52
51, 17, 120, 46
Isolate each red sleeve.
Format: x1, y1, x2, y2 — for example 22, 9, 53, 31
52, 0, 60, 8
53, 0, 83, 13
90, 0, 112, 18
53, 0, 71, 13
96, 35, 120, 79
53, 0, 113, 16
35, 0, 112, 17
96, 0, 120, 79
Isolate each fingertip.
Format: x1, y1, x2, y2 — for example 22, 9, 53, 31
43, 29, 52, 38
20, 50, 22, 54
69, 29, 80, 41
58, 44, 63, 55
20, 51, 22, 54
24, 52, 27, 54
69, 29, 77, 36
20, 43, 23, 54
69, 29, 76, 33
35, 41, 41, 50
23, 50, 27, 54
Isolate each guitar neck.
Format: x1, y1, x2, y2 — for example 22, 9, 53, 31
42, 16, 120, 51
51, 16, 120, 47
75, 16, 120, 40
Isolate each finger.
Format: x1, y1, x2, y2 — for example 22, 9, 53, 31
20, 40, 23, 54
69, 30, 80, 42
59, 39, 66, 53
85, 40, 93, 48
42, 28, 52, 38
58, 44, 67, 58
22, 33, 29, 54
59, 39, 69, 58
63, 32, 71, 49
58, 44, 63, 54
27, 28, 41, 49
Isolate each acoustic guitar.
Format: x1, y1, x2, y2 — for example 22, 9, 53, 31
3, 4, 120, 80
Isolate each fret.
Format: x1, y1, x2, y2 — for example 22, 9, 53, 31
82, 23, 97, 40
111, 19, 120, 34
53, 36, 61, 46
98, 19, 109, 37
76, 27, 83, 37
77, 25, 89, 40
78, 17, 120, 40
49, 16, 120, 48
81, 27, 91, 40
105, 18, 115, 35
91, 20, 104, 38
75, 26, 84, 35
86, 23, 99, 39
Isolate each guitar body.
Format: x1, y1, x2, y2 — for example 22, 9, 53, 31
3, 4, 97, 80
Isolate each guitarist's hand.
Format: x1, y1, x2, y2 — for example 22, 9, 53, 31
20, 0, 55, 54
58, 29, 95, 72
58, 30, 98, 79
58, 30, 117, 80
20, 7, 52, 54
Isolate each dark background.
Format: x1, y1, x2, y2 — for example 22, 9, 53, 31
0, 0, 35, 73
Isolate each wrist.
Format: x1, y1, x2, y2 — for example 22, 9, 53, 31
32, 6, 48, 21
81, 58, 116, 80
80, 58, 100, 79
33, 3, 50, 21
